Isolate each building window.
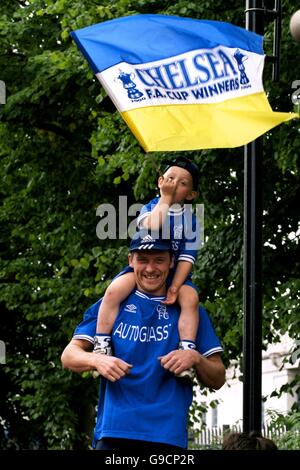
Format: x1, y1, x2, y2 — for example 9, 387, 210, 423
211, 406, 218, 428
200, 402, 207, 426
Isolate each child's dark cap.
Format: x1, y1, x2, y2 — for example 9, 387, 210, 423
164, 156, 199, 190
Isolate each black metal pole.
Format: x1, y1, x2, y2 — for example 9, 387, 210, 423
243, 0, 264, 433
272, 0, 281, 81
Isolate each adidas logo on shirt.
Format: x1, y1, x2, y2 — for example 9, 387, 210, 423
124, 304, 137, 313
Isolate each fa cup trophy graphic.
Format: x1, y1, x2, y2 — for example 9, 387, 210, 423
117, 71, 144, 100
233, 49, 250, 85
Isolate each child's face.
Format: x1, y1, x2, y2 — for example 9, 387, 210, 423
158, 166, 197, 204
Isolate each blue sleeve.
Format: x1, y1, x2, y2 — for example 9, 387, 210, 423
73, 300, 101, 344
177, 213, 200, 265
196, 306, 223, 357
137, 197, 159, 228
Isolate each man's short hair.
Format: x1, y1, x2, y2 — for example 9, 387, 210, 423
222, 432, 278, 450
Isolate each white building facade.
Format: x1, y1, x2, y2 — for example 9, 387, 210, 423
196, 335, 300, 430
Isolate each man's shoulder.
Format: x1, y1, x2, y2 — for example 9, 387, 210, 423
83, 299, 102, 318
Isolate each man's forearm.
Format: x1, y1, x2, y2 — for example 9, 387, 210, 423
61, 339, 133, 381
61, 342, 95, 373
159, 350, 225, 390
194, 353, 225, 390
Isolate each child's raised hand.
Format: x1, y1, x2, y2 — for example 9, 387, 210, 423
162, 285, 179, 305
159, 176, 178, 199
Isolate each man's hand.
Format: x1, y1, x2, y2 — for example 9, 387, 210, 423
159, 351, 226, 390
92, 354, 133, 382
159, 349, 198, 375
162, 285, 179, 305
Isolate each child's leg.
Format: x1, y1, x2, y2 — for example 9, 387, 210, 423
92, 272, 136, 377
96, 272, 136, 334
175, 285, 199, 380
94, 272, 136, 361
177, 285, 199, 346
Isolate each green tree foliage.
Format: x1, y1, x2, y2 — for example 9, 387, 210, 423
0, 0, 299, 448
266, 407, 300, 449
